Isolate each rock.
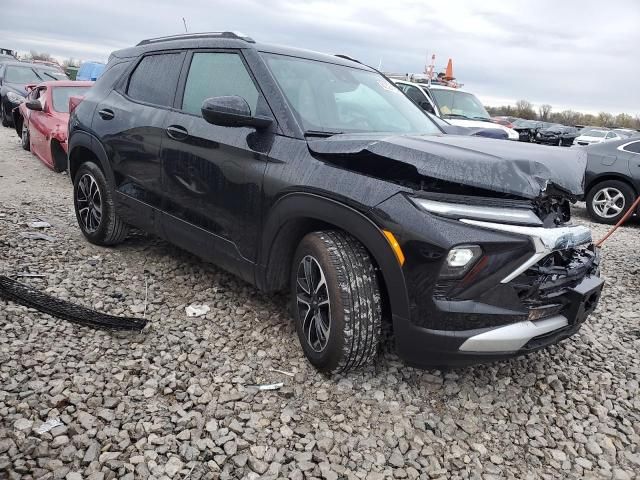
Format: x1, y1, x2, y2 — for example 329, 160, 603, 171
165, 457, 184, 477
14, 418, 33, 431
248, 457, 268, 474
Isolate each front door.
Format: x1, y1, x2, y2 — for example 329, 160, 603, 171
95, 51, 185, 232
160, 50, 276, 281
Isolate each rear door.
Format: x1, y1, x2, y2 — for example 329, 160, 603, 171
620, 140, 640, 193
95, 51, 185, 232
159, 49, 276, 281
28, 86, 49, 162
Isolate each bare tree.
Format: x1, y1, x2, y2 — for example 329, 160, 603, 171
538, 104, 552, 121
515, 100, 536, 119
28, 50, 53, 61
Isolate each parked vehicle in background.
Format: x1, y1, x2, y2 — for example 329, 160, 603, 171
394, 80, 519, 140
13, 81, 92, 171
0, 61, 68, 126
612, 128, 639, 138
583, 138, 640, 223
67, 32, 602, 373
76, 61, 106, 81
536, 125, 579, 146
511, 119, 546, 142
31, 59, 65, 72
573, 129, 622, 146
491, 116, 519, 128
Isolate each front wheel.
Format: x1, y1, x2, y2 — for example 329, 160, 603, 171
73, 162, 128, 245
586, 180, 636, 224
21, 123, 30, 151
291, 231, 382, 373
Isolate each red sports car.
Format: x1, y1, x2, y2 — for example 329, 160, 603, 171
14, 81, 92, 172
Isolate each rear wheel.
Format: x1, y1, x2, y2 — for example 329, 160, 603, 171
73, 162, 128, 245
21, 123, 30, 151
586, 180, 635, 224
291, 231, 382, 373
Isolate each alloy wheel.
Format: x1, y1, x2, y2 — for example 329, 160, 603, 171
592, 187, 625, 219
296, 255, 331, 353
76, 173, 103, 233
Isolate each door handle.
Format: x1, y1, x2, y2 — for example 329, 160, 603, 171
166, 125, 188, 141
98, 109, 114, 120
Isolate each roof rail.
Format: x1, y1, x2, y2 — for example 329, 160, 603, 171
137, 31, 255, 46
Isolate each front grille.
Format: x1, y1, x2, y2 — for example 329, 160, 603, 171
511, 245, 599, 317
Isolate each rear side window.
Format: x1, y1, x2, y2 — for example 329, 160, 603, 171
181, 52, 259, 116
127, 53, 183, 107
622, 141, 640, 154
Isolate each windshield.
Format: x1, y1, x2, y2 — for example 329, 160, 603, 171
5, 66, 42, 83
261, 53, 441, 135
582, 130, 607, 138
36, 68, 68, 81
430, 89, 491, 120
52, 86, 91, 113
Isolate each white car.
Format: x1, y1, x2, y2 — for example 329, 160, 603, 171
573, 129, 623, 146
393, 80, 520, 140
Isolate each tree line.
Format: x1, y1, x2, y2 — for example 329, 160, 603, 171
486, 100, 640, 130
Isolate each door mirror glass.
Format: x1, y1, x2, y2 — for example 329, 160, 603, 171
25, 99, 42, 111
201, 96, 272, 129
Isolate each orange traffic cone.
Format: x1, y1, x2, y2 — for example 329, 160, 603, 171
444, 59, 454, 80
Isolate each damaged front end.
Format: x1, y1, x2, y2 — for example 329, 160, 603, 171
308, 133, 603, 365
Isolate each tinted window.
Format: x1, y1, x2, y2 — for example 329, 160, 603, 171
622, 141, 640, 154
403, 84, 425, 104
52, 86, 91, 113
127, 53, 183, 107
182, 52, 259, 116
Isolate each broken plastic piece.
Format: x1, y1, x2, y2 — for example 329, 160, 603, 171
269, 368, 295, 377
185, 304, 210, 317
19, 231, 56, 242
36, 418, 63, 434
27, 221, 51, 228
246, 382, 284, 391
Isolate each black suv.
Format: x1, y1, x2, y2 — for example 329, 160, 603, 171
68, 32, 603, 373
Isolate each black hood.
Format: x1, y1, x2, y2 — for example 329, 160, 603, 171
308, 133, 587, 199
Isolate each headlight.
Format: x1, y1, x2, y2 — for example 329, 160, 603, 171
412, 198, 542, 226
6, 91, 24, 104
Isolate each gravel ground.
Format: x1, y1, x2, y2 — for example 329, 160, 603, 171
0, 124, 639, 480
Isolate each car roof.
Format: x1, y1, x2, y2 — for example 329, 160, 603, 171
2, 60, 60, 71
111, 33, 374, 72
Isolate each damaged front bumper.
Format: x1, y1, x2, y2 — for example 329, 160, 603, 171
376, 194, 604, 367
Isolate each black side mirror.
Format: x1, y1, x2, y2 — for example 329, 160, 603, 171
201, 96, 272, 129
419, 101, 435, 114
25, 100, 42, 111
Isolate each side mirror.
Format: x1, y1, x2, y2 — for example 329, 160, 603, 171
201, 96, 272, 129
25, 100, 42, 111
419, 101, 435, 114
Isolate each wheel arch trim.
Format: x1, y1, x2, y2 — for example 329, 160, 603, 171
258, 192, 410, 320
67, 131, 114, 184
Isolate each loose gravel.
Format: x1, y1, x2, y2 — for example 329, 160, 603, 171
1, 125, 639, 480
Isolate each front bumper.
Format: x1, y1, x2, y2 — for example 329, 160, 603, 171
374, 196, 603, 367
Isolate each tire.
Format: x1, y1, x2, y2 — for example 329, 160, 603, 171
291, 231, 382, 373
586, 180, 636, 225
21, 123, 30, 151
1, 102, 8, 128
73, 162, 128, 245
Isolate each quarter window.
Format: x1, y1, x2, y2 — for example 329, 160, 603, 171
622, 141, 640, 154
127, 53, 183, 107
182, 52, 259, 116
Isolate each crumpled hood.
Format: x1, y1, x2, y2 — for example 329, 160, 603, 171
308, 133, 587, 199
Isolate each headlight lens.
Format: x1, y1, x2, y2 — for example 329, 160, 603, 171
412, 198, 542, 226
6, 91, 25, 104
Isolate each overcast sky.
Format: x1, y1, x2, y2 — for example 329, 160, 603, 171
2, 0, 639, 115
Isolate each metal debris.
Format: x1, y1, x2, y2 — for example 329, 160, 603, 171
27, 221, 51, 229
19, 232, 56, 242
185, 304, 210, 317
246, 382, 284, 391
269, 368, 295, 377
36, 418, 63, 434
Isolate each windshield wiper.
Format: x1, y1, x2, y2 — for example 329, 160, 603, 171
443, 113, 471, 120
304, 130, 343, 138
470, 116, 492, 122
40, 72, 59, 81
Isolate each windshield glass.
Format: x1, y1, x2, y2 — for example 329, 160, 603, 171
261, 53, 441, 135
430, 89, 491, 120
36, 68, 68, 81
5, 66, 42, 83
582, 130, 607, 138
52, 86, 91, 112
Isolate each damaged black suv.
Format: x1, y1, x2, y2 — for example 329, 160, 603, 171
68, 32, 603, 373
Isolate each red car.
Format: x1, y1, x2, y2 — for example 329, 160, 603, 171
14, 81, 92, 171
